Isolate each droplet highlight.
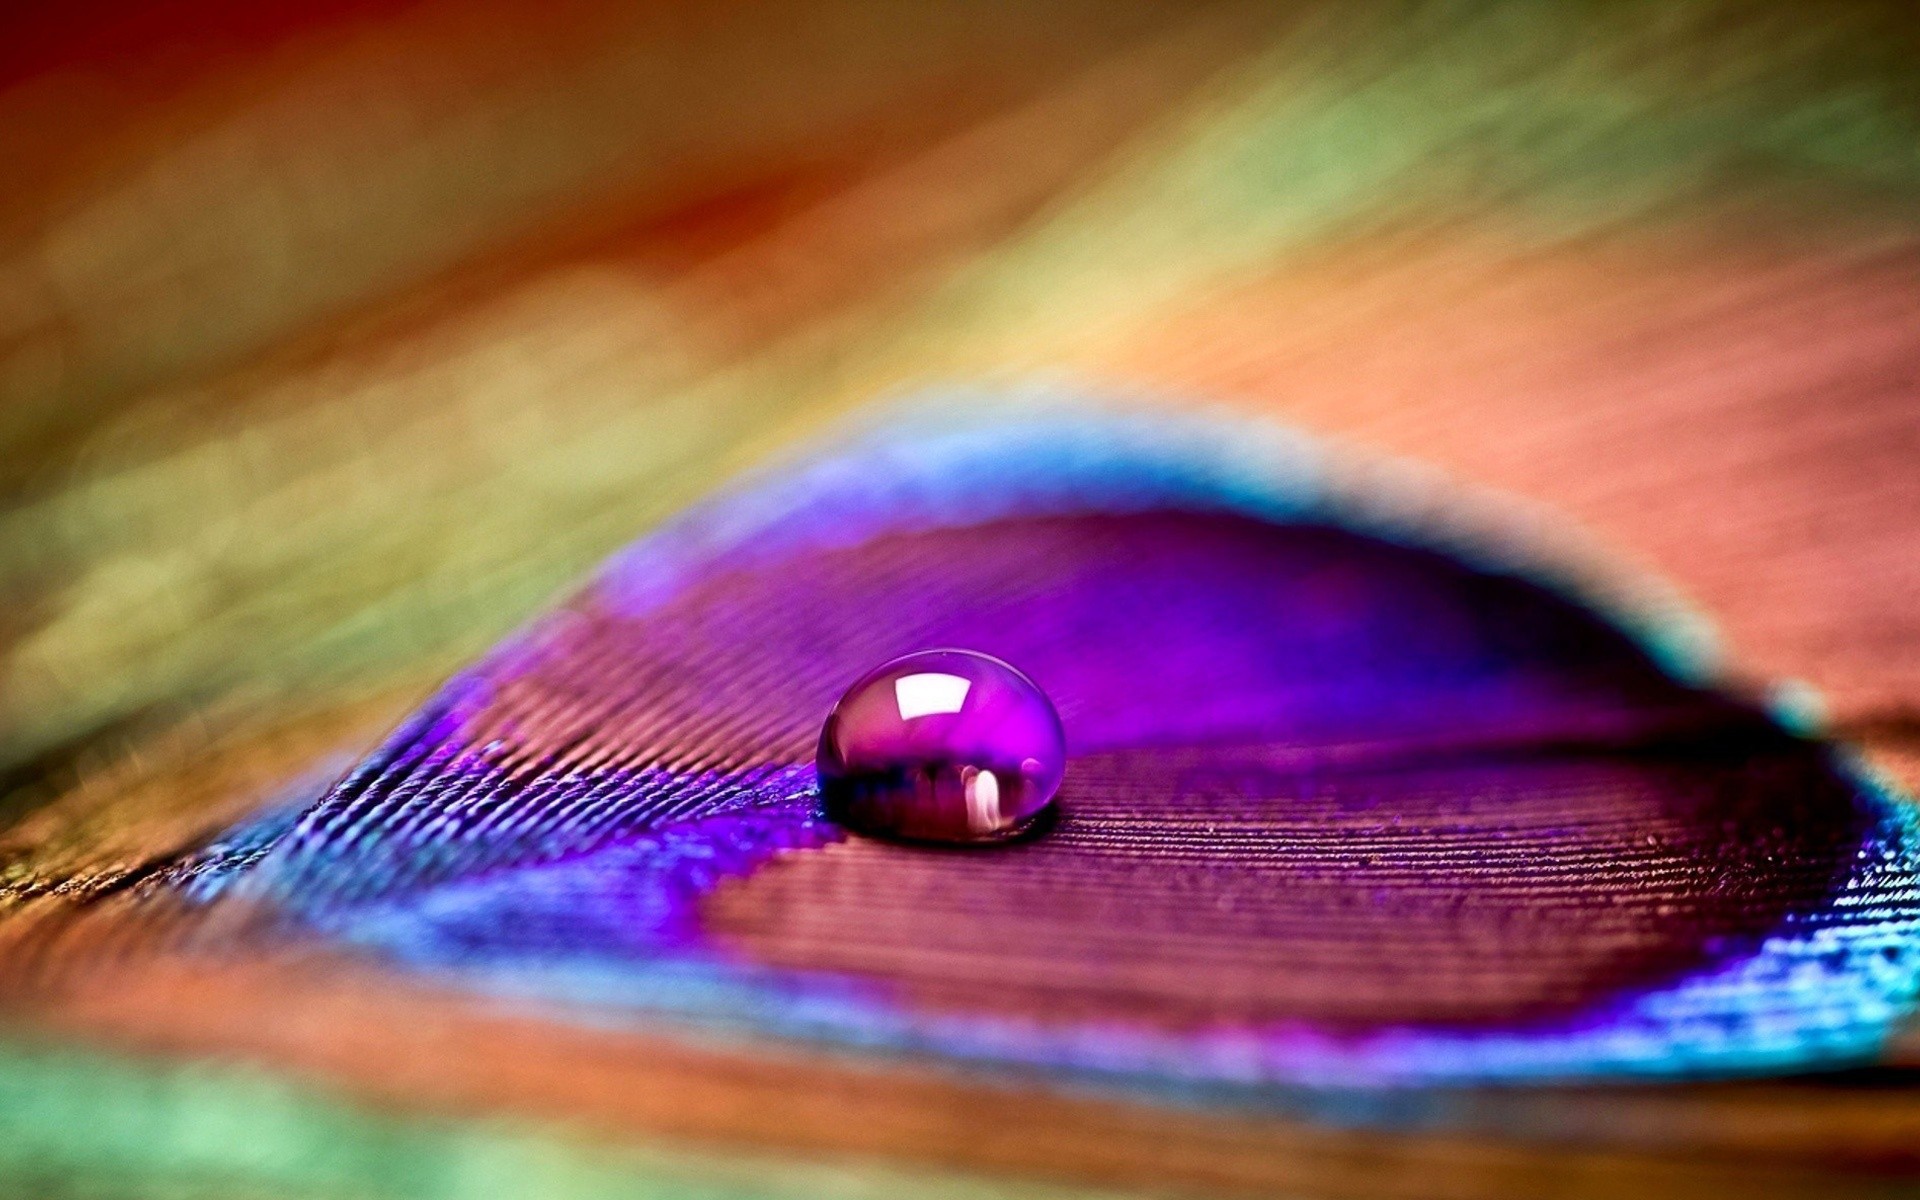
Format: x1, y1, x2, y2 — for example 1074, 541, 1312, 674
817, 649, 1065, 844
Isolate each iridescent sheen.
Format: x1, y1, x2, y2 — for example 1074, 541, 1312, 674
198, 403, 1920, 1088
817, 650, 1065, 844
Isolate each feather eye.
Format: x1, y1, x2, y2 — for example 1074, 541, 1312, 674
196, 395, 1920, 1088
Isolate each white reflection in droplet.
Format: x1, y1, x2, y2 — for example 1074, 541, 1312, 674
893, 672, 972, 720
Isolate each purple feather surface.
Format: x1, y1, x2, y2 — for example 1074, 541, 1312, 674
197, 394, 1920, 1090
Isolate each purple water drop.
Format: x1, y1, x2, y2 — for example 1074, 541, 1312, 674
817, 649, 1066, 844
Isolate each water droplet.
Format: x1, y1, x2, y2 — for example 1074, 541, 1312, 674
817, 649, 1065, 844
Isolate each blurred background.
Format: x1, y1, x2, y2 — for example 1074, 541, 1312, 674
2, 2, 1918, 1196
